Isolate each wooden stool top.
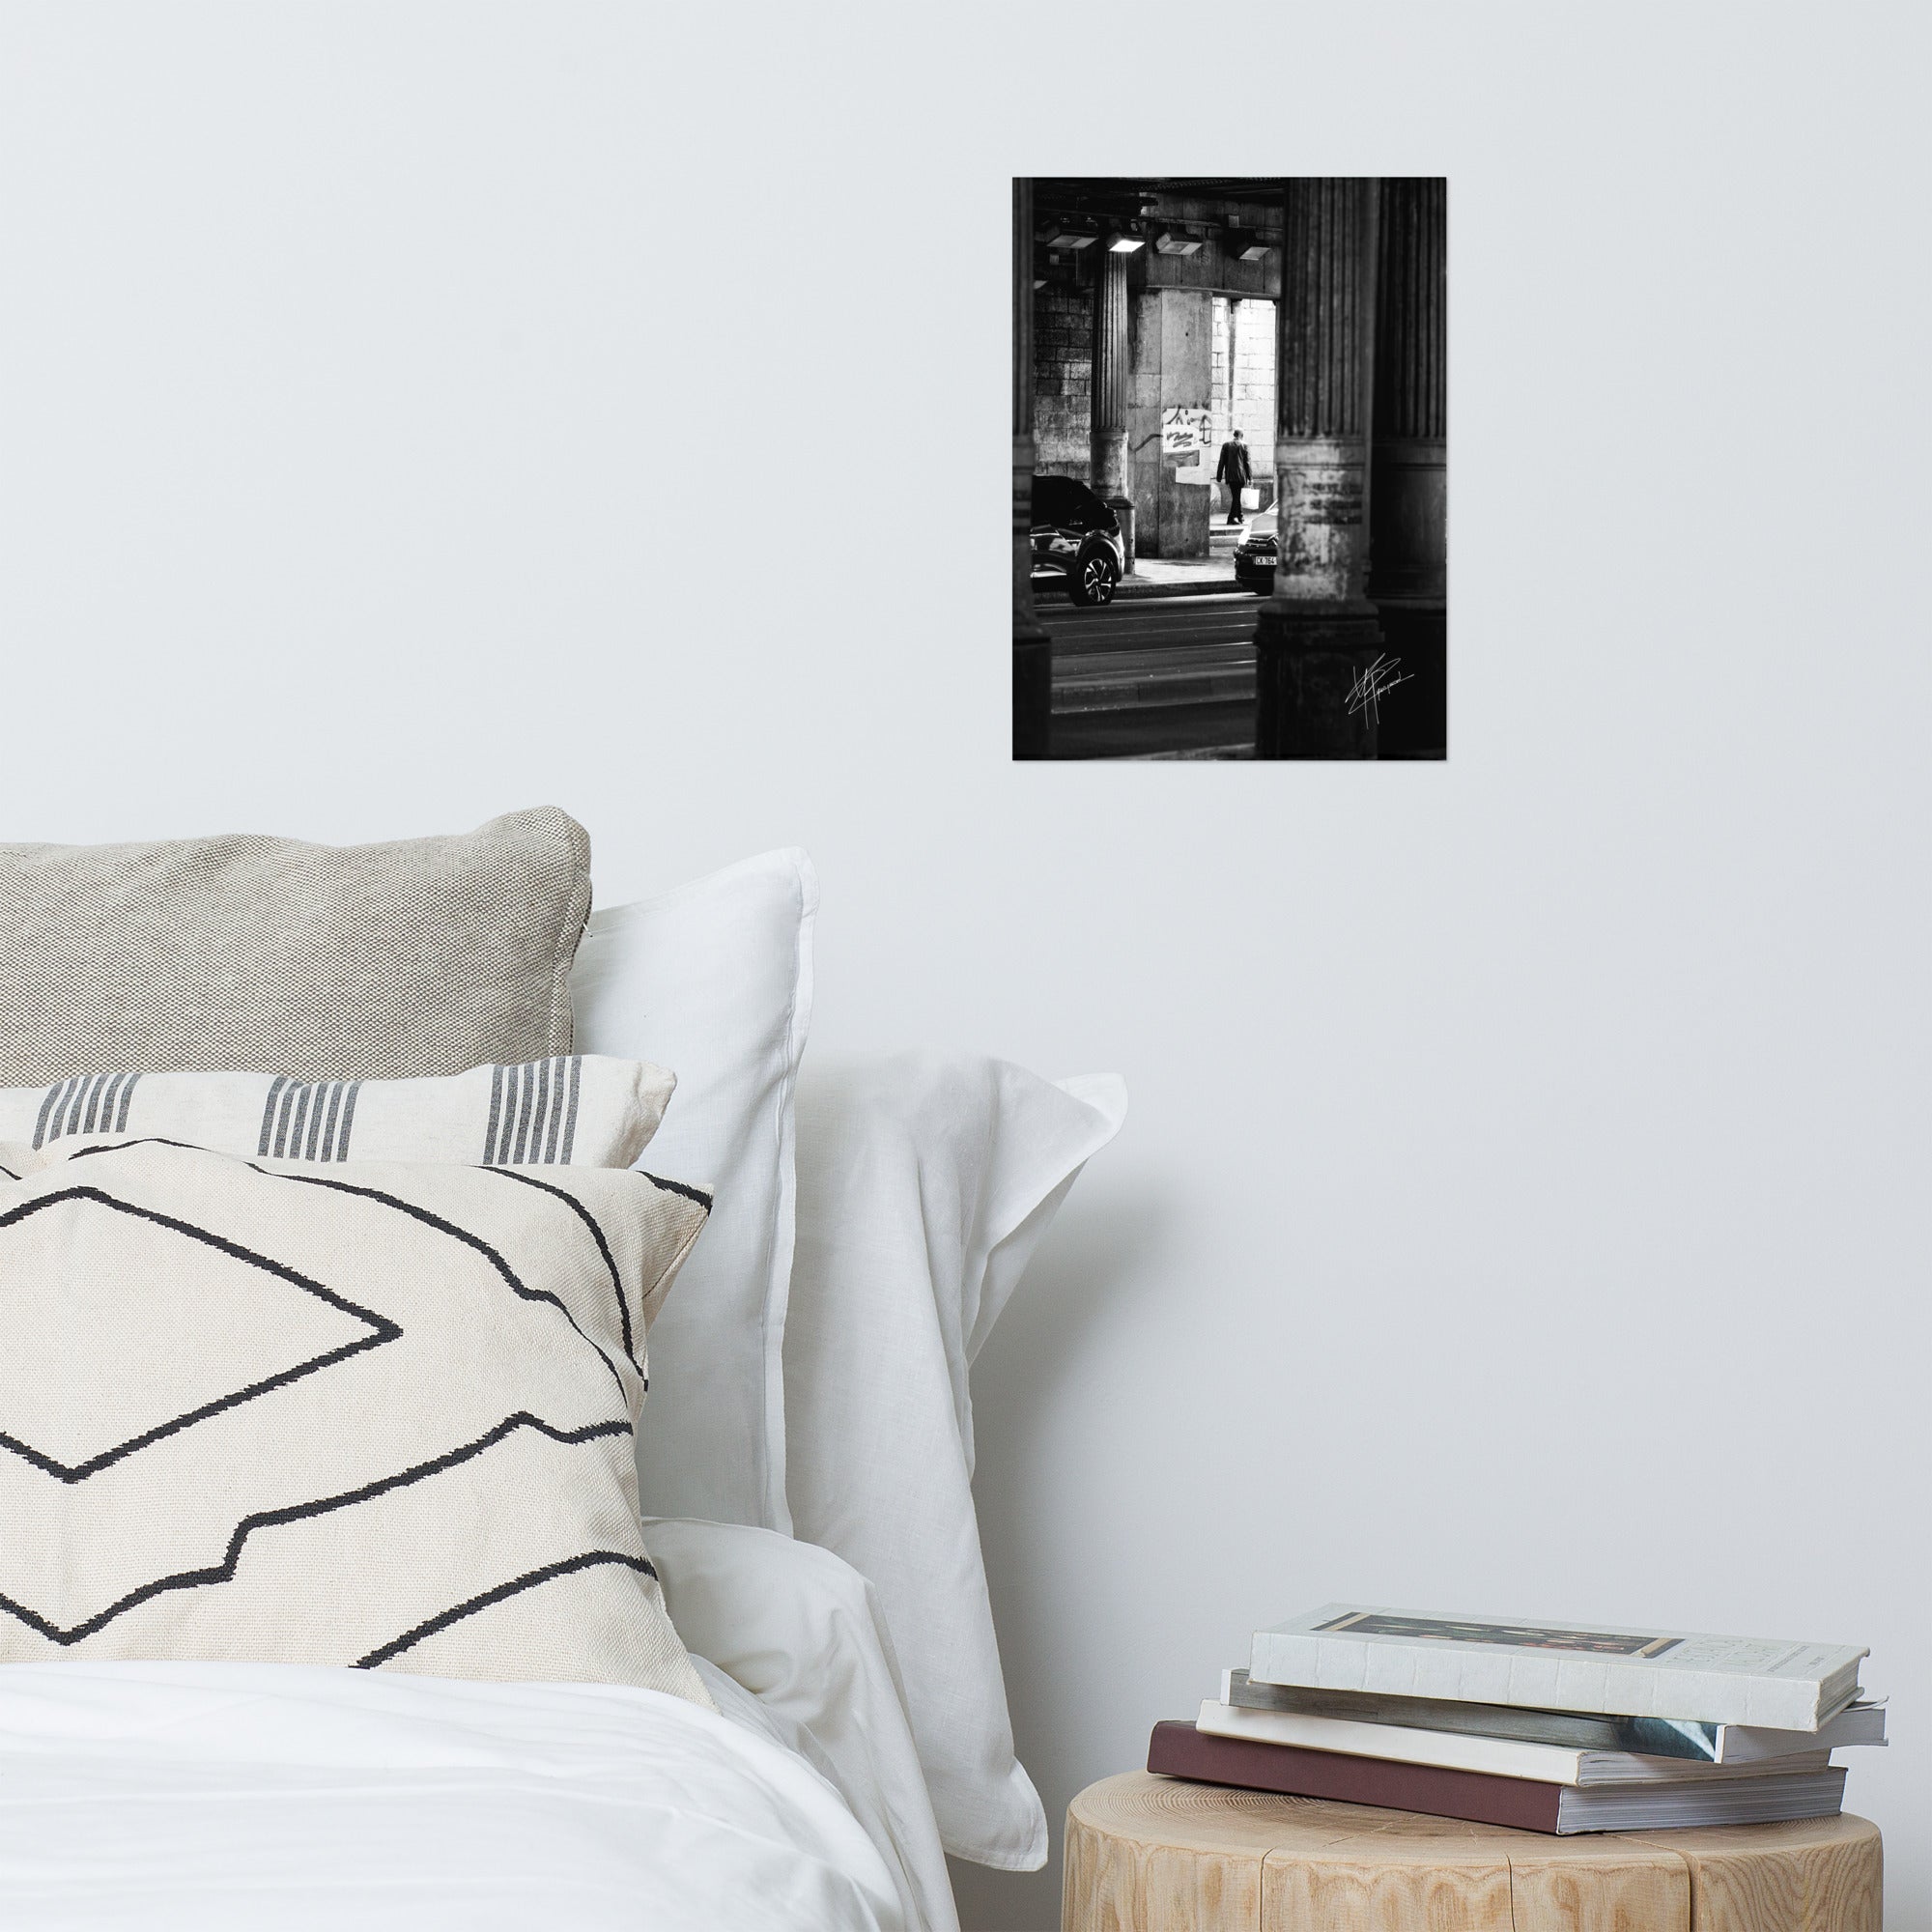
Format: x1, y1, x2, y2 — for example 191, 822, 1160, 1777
1065, 1772, 1882, 1932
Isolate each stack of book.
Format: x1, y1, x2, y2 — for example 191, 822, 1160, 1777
1149, 1605, 1884, 1834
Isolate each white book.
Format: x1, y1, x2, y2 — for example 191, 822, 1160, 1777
1249, 1605, 1868, 1732
1215, 1667, 1888, 1763
1195, 1700, 1833, 1788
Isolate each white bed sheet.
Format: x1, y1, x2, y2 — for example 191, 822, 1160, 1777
0, 1658, 906, 1931
645, 1519, 958, 1932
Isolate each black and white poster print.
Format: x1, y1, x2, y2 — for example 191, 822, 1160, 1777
1013, 178, 1446, 762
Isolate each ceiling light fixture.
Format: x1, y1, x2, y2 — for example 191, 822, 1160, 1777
1224, 229, 1274, 262
1039, 220, 1098, 250
1154, 228, 1204, 257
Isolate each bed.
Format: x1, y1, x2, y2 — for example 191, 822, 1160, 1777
0, 812, 1125, 1930
0, 1533, 924, 1932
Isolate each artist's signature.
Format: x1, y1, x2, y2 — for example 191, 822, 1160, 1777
1346, 654, 1412, 721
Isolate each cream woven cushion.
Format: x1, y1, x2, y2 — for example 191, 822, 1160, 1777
0, 808, 592, 1085
0, 1056, 673, 1168
0, 1135, 710, 1701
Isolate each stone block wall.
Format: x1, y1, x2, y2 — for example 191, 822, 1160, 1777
1233, 298, 1275, 465
1208, 297, 1277, 514
1033, 283, 1091, 480
1210, 299, 1231, 442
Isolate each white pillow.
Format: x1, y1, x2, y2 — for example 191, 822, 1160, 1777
571, 851, 815, 1532
782, 1051, 1127, 1870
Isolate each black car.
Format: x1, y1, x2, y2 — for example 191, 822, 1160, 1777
1233, 508, 1277, 593
1030, 473, 1123, 607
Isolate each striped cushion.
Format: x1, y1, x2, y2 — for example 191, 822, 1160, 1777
0, 1135, 711, 1697
0, 1057, 674, 1168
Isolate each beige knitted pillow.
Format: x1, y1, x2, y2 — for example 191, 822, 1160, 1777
0, 808, 592, 1085
0, 1135, 711, 1700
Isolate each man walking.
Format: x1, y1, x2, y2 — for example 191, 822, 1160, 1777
1215, 427, 1252, 525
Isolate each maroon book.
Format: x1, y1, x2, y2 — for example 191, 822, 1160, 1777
1147, 1719, 1567, 1833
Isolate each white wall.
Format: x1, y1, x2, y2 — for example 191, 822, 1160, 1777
4, 4, 1927, 1926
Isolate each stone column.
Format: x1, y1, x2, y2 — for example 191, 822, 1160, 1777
1255, 178, 1383, 759
1090, 239, 1135, 572
1368, 177, 1447, 753
1012, 179, 1050, 759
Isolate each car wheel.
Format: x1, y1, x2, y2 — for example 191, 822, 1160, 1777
1069, 552, 1118, 607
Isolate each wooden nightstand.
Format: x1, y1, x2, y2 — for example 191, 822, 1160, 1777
1064, 1772, 1881, 1931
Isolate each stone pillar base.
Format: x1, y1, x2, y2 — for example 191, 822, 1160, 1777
1013, 634, 1052, 760
1254, 602, 1384, 759
1105, 496, 1136, 575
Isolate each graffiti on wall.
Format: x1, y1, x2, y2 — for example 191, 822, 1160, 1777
1159, 407, 1212, 457
1162, 407, 1214, 486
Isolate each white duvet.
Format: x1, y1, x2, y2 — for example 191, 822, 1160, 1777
0, 1658, 906, 1931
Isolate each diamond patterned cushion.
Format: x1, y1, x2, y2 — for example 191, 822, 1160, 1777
0, 1135, 710, 1701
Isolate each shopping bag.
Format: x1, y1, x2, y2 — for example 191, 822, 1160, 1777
1241, 486, 1261, 510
